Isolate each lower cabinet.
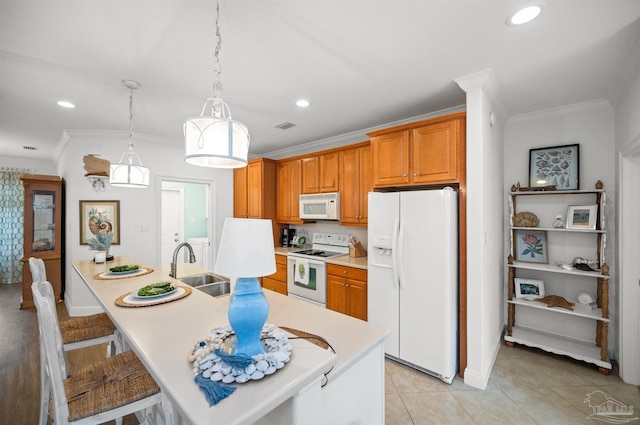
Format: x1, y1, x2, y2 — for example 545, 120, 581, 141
262, 254, 288, 295
326, 264, 367, 321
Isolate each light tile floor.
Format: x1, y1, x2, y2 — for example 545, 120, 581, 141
385, 345, 640, 424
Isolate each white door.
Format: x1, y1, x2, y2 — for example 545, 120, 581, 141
161, 187, 184, 266
367, 192, 400, 357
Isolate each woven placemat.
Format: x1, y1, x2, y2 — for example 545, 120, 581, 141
115, 285, 192, 307
279, 326, 330, 350
93, 267, 154, 280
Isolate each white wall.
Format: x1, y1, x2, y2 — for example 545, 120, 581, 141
456, 70, 506, 389
0, 155, 57, 174
57, 131, 233, 315
504, 100, 617, 353
613, 39, 640, 384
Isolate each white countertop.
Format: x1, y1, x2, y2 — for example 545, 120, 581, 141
73, 256, 385, 424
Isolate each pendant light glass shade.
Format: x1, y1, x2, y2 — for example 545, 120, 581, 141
110, 80, 150, 188
184, 97, 249, 168
109, 149, 150, 188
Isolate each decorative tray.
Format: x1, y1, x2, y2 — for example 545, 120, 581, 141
189, 324, 292, 384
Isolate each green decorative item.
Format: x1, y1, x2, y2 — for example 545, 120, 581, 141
88, 231, 113, 253
298, 263, 306, 279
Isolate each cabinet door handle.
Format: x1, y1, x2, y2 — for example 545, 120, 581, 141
402, 173, 407, 177
413, 173, 418, 176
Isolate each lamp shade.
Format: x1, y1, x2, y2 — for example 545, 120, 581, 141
109, 158, 150, 188
184, 114, 249, 168
214, 218, 276, 279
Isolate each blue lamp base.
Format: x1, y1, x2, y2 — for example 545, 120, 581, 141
228, 277, 269, 357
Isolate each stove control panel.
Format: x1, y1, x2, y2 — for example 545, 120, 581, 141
312, 232, 349, 247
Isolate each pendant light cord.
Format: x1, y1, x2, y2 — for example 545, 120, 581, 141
213, 0, 223, 98
128, 86, 135, 151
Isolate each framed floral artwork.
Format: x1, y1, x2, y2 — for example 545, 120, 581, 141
529, 143, 579, 190
79, 200, 120, 245
514, 229, 548, 263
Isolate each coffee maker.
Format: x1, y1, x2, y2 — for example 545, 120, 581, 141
280, 228, 296, 247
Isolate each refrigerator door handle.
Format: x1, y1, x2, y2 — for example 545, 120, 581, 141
397, 217, 405, 290
391, 218, 400, 289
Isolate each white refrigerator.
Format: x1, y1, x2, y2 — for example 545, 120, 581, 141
368, 188, 458, 383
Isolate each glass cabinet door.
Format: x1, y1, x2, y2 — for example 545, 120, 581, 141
32, 190, 55, 252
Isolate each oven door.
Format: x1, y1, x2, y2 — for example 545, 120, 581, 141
287, 256, 326, 306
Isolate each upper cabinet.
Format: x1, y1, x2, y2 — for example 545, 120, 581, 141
368, 112, 465, 187
233, 158, 277, 219
277, 159, 302, 224
301, 152, 339, 194
339, 143, 372, 226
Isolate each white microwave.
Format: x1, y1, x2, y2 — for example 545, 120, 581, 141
300, 192, 340, 220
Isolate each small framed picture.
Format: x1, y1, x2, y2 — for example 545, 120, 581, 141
514, 229, 548, 263
514, 278, 545, 299
529, 144, 579, 190
566, 205, 597, 230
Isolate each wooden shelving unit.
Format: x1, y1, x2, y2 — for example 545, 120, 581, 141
505, 181, 611, 373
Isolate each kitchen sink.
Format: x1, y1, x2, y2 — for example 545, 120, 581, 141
180, 273, 231, 298
180, 273, 228, 287
197, 281, 231, 297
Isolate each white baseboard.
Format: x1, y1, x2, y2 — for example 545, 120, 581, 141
65, 298, 105, 317
463, 330, 502, 390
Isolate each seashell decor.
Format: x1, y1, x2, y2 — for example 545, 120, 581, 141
513, 211, 539, 227
188, 324, 293, 384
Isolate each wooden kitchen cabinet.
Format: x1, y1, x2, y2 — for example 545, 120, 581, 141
233, 158, 280, 243
301, 152, 339, 194
234, 158, 277, 219
19, 174, 63, 309
326, 264, 367, 321
368, 111, 465, 187
262, 254, 288, 295
277, 159, 302, 224
339, 143, 372, 226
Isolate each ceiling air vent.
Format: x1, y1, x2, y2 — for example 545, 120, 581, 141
274, 122, 296, 130
23, 145, 38, 151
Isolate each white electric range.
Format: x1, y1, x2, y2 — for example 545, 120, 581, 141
286, 233, 349, 307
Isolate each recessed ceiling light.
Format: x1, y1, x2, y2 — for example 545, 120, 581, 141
507, 4, 543, 26
296, 99, 310, 108
57, 100, 76, 108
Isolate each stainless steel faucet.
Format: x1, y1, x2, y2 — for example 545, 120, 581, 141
170, 242, 197, 278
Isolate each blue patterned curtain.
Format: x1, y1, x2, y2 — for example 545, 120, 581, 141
0, 169, 26, 284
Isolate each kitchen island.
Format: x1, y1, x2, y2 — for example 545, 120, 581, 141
72, 256, 387, 425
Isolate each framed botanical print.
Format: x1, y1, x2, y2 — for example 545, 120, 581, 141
514, 229, 548, 264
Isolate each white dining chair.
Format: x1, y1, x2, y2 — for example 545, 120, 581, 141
32, 280, 175, 425
28, 257, 123, 356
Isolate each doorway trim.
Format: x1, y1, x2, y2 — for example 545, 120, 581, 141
618, 141, 640, 385
155, 175, 217, 269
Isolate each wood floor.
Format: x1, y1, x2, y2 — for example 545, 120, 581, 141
0, 282, 137, 424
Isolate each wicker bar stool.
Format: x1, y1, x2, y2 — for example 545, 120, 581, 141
28, 257, 123, 356
32, 281, 175, 425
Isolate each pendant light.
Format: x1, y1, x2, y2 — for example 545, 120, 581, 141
110, 80, 150, 188
184, 0, 249, 169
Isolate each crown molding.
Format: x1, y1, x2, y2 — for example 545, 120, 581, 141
507, 98, 612, 124
262, 105, 466, 160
